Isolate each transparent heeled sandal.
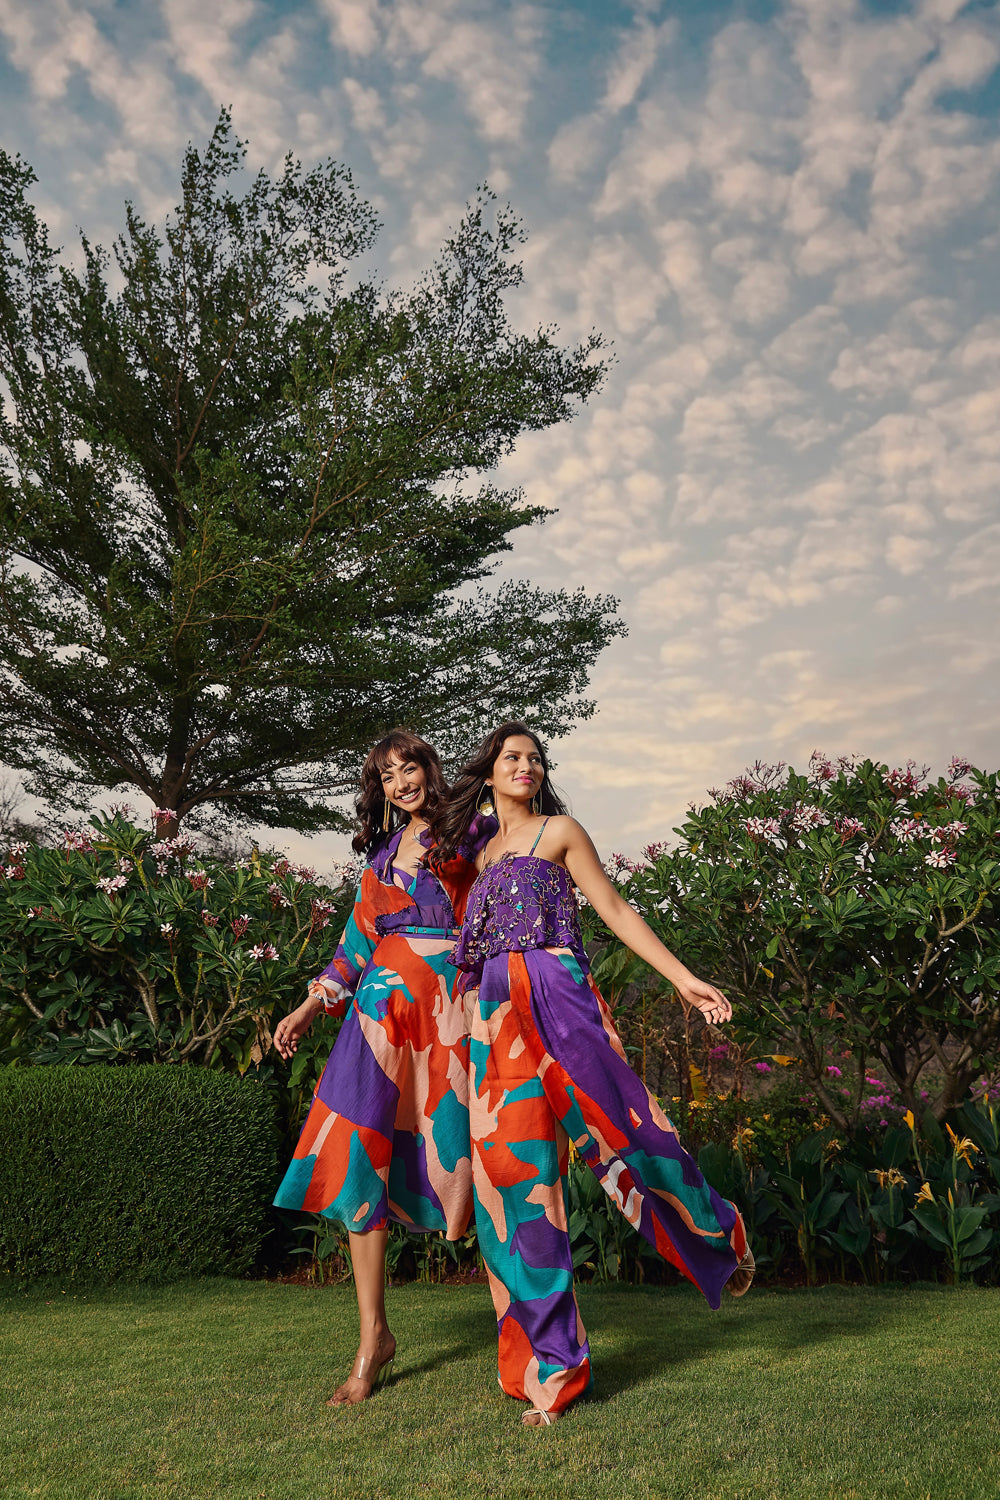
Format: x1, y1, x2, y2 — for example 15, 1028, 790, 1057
326, 1346, 396, 1406
727, 1248, 756, 1298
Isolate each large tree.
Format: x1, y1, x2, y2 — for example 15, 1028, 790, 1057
0, 113, 621, 833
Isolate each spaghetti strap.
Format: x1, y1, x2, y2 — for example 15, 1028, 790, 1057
529, 817, 550, 855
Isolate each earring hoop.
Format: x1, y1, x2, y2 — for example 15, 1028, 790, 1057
531, 792, 541, 816
477, 782, 496, 817
382, 799, 392, 833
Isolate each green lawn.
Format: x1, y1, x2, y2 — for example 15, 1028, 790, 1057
2, 1279, 998, 1500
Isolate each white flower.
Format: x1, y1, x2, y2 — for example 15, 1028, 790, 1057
250, 942, 278, 961
790, 805, 830, 833
160, 923, 176, 936
97, 874, 128, 896
890, 818, 922, 844
745, 817, 782, 845
932, 821, 968, 843
925, 848, 955, 868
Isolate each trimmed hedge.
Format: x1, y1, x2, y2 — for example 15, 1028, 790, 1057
0, 1065, 279, 1283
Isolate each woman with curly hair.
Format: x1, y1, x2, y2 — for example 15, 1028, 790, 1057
431, 722, 753, 1428
273, 729, 493, 1406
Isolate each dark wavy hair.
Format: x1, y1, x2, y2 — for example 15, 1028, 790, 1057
353, 730, 449, 854
429, 721, 567, 869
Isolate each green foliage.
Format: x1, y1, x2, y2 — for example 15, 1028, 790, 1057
0, 111, 621, 834
0, 810, 351, 1073
694, 1099, 1000, 1286
598, 755, 1000, 1123
0, 1063, 278, 1282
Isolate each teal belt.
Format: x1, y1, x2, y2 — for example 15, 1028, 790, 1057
395, 924, 460, 938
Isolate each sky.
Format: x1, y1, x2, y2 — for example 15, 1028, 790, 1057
2, 0, 999, 869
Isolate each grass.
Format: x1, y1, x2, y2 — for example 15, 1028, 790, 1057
2, 1279, 998, 1500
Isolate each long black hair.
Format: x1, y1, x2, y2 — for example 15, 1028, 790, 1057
353, 730, 449, 854
429, 721, 567, 869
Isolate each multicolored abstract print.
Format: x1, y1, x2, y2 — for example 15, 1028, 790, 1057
457, 853, 748, 1415
273, 826, 488, 1239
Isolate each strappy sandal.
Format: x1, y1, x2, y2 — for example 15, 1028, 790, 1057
522, 1407, 559, 1427
727, 1248, 756, 1298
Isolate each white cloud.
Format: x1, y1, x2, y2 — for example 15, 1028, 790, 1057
320, 0, 382, 56
2, 0, 999, 860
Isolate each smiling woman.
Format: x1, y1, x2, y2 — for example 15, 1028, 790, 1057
271, 729, 494, 1407
431, 722, 752, 1428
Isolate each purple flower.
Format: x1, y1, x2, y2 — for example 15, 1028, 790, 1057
754, 1061, 773, 1074
826, 1065, 843, 1078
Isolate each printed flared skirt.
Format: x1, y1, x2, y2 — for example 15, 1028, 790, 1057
467, 945, 747, 1414
274, 933, 473, 1238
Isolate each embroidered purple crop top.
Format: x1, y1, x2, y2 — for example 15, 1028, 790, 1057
451, 853, 583, 973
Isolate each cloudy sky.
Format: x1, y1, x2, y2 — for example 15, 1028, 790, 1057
2, 0, 998, 864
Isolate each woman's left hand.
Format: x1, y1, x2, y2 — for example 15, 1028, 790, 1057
675, 977, 732, 1024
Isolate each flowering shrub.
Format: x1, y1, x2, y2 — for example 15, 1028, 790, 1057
694, 1097, 1000, 1286
0, 811, 355, 1072
592, 756, 1000, 1125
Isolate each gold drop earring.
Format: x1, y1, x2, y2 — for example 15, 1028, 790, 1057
382, 798, 392, 833
477, 782, 496, 817
531, 791, 541, 816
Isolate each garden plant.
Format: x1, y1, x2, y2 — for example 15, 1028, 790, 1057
0, 807, 352, 1107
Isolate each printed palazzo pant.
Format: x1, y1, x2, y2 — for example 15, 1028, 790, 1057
467, 945, 748, 1415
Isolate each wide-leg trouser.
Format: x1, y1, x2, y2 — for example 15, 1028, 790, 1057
467, 945, 747, 1415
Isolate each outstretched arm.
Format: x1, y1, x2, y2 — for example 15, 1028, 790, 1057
556, 818, 731, 1025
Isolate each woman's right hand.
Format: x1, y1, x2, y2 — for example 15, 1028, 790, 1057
273, 995, 322, 1059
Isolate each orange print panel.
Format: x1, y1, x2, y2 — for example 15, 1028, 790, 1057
298, 1117, 392, 1214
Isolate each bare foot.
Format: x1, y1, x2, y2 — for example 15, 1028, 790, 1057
326, 1333, 396, 1406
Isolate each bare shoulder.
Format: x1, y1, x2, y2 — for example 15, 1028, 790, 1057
546, 814, 584, 836
542, 815, 595, 860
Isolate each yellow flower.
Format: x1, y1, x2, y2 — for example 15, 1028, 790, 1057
904, 1109, 916, 1132
945, 1125, 979, 1168
733, 1126, 756, 1152
873, 1168, 906, 1189
915, 1182, 935, 1205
